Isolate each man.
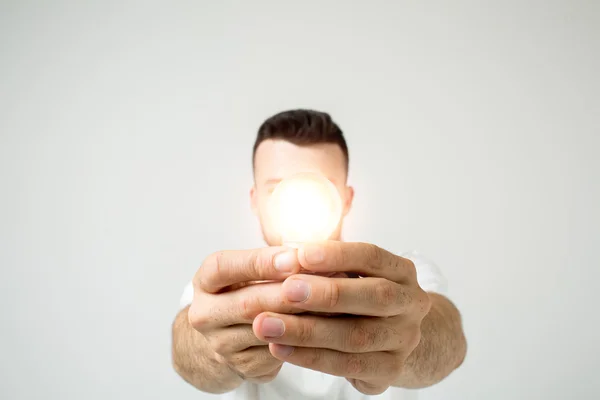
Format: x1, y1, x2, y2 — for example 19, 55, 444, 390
172, 109, 467, 399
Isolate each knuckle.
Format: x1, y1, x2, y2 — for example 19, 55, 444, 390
243, 249, 260, 277
418, 290, 432, 314
372, 325, 391, 351
303, 348, 321, 368
353, 380, 389, 396
213, 251, 224, 271
239, 296, 261, 322
212, 351, 231, 372
248, 363, 283, 382
388, 357, 405, 378
234, 326, 258, 347
346, 354, 368, 376
230, 351, 251, 369
197, 252, 222, 291
265, 363, 283, 377
240, 350, 280, 378
393, 255, 416, 280
404, 257, 417, 279
240, 296, 252, 320
207, 335, 231, 355
407, 325, 422, 350
297, 319, 316, 345
235, 362, 252, 378
187, 304, 210, 332
332, 241, 345, 266
374, 280, 398, 310
325, 280, 341, 309
365, 243, 383, 268
398, 288, 414, 312
251, 249, 272, 276
347, 325, 371, 351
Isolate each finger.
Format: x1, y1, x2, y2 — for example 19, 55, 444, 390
280, 274, 412, 316
298, 241, 416, 283
229, 346, 283, 379
269, 344, 401, 381
189, 282, 305, 331
246, 363, 283, 384
298, 269, 349, 278
196, 247, 301, 293
346, 378, 391, 396
253, 312, 406, 353
205, 324, 265, 355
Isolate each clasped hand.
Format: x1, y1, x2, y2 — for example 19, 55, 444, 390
189, 241, 431, 395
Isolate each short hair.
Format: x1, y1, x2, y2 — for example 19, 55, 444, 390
252, 109, 349, 170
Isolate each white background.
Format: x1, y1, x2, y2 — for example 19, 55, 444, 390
1, 1, 599, 399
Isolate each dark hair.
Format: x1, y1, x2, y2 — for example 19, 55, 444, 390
253, 109, 349, 170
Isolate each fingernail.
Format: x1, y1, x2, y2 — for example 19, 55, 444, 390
274, 251, 296, 272
274, 344, 295, 357
302, 244, 325, 264
284, 279, 310, 302
261, 317, 285, 338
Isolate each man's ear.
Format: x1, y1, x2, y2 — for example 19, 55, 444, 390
250, 186, 258, 216
342, 186, 354, 216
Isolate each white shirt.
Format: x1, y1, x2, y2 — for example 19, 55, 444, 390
179, 250, 447, 400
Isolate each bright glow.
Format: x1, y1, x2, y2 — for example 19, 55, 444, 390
268, 172, 343, 245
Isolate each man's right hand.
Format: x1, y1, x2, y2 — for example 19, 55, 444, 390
188, 247, 303, 383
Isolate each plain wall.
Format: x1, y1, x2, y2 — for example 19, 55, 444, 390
1, 1, 599, 399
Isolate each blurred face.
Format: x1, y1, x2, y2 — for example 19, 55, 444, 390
251, 139, 354, 246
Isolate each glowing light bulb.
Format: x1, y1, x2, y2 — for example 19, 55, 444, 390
268, 172, 343, 246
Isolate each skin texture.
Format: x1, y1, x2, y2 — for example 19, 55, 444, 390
171, 139, 467, 394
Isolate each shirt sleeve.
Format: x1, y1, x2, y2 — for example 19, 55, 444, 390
400, 250, 448, 295
179, 281, 194, 309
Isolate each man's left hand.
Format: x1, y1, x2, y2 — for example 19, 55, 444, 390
252, 241, 431, 395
